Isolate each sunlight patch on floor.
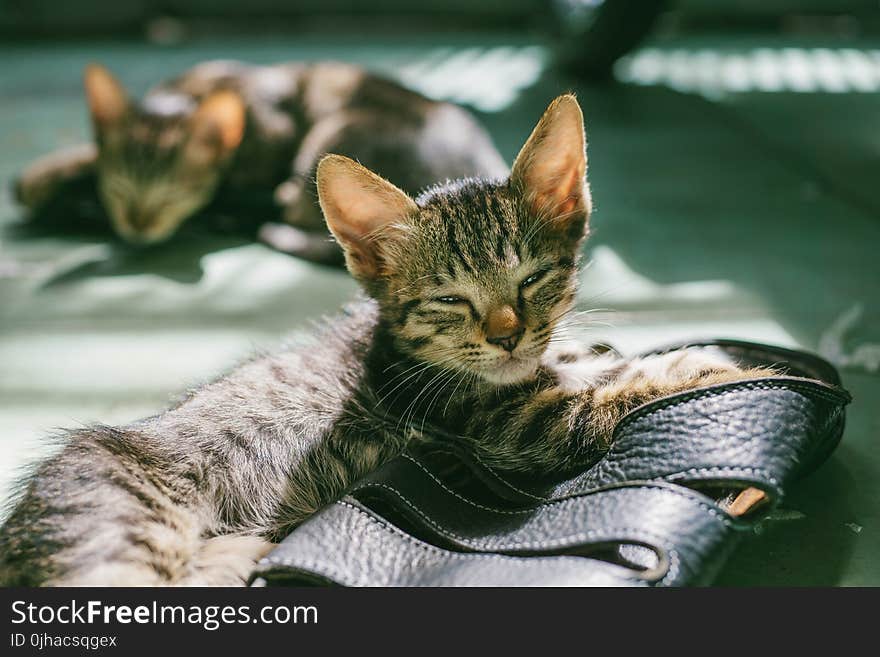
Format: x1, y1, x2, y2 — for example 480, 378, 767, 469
616, 47, 880, 99
571, 246, 798, 353
393, 46, 547, 111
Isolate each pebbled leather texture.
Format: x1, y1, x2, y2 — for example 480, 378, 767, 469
251, 340, 851, 587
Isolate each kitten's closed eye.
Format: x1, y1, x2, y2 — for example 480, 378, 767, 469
434, 296, 469, 305
519, 270, 548, 290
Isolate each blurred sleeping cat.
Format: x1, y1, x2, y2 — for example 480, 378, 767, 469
0, 95, 774, 585
14, 60, 507, 265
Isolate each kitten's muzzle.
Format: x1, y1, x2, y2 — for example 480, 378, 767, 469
487, 329, 524, 353
485, 305, 524, 353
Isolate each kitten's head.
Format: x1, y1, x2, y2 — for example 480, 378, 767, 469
318, 94, 591, 385
84, 64, 246, 244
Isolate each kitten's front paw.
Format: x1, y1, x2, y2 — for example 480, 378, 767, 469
670, 347, 777, 385
622, 347, 746, 385
590, 347, 777, 445
598, 347, 776, 409
183, 535, 276, 586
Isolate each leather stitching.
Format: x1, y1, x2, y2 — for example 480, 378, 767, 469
462, 451, 783, 508
399, 454, 535, 515
357, 420, 742, 586
258, 554, 654, 587
354, 480, 731, 559
364, 466, 735, 527
400, 453, 762, 522
463, 450, 552, 502
663, 466, 779, 487
347, 499, 683, 586
659, 548, 681, 586
614, 380, 845, 438
411, 453, 744, 525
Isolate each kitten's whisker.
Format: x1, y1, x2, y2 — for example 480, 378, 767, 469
378, 346, 460, 381
377, 361, 437, 397
568, 307, 617, 316
383, 356, 456, 413
377, 354, 460, 407
557, 318, 617, 330
396, 365, 452, 433
442, 369, 473, 418
380, 348, 457, 377
521, 214, 556, 250
419, 367, 461, 434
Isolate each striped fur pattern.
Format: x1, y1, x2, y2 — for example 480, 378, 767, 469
0, 95, 771, 585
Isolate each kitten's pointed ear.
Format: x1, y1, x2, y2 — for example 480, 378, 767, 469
317, 154, 418, 282
84, 64, 129, 128
511, 94, 590, 228
187, 90, 247, 163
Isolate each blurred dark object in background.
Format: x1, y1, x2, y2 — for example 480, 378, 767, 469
551, 0, 667, 78
1, 1, 878, 78
552, 0, 669, 78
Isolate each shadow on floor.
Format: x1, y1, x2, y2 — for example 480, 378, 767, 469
5, 179, 279, 285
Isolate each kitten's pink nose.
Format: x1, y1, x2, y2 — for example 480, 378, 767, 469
485, 306, 523, 352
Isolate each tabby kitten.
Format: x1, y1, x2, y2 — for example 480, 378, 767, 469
0, 95, 771, 586
14, 60, 507, 264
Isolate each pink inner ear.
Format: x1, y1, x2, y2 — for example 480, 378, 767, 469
344, 197, 390, 237
323, 194, 380, 261
532, 156, 584, 218
317, 154, 418, 279
331, 216, 383, 278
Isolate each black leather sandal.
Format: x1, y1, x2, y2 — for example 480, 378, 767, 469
250, 340, 851, 587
